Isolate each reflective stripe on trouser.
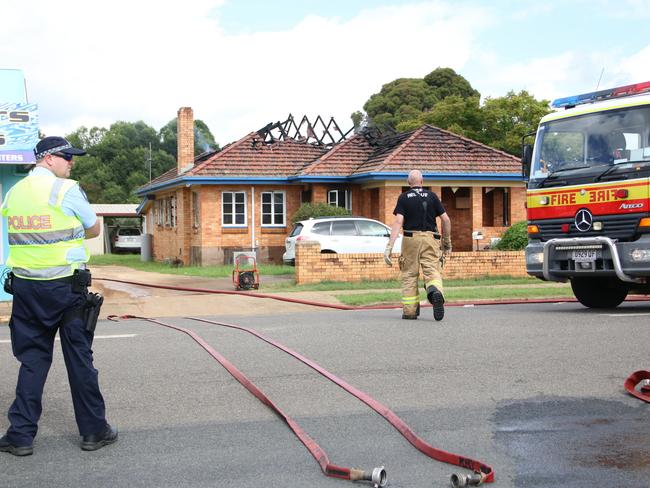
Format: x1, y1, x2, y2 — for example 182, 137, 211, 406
400, 232, 443, 316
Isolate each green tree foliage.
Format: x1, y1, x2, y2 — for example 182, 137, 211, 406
159, 118, 218, 159
363, 68, 478, 131
358, 67, 552, 156
494, 221, 528, 250
291, 203, 351, 224
480, 90, 552, 155
423, 67, 480, 100
68, 121, 176, 204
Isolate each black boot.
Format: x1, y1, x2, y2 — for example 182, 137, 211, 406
427, 286, 445, 321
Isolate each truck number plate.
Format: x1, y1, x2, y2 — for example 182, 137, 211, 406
572, 250, 598, 262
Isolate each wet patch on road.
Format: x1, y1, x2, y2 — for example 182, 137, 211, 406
494, 397, 650, 487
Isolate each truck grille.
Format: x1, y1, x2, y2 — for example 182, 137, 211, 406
535, 214, 643, 241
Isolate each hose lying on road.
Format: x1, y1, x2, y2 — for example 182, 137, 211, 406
108, 314, 387, 487
109, 314, 494, 486
624, 370, 650, 403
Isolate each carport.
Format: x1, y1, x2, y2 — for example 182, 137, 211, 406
87, 204, 141, 255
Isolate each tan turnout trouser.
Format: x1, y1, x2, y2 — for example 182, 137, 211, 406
399, 232, 444, 316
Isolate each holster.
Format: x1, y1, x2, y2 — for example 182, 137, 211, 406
72, 269, 92, 293
3, 272, 14, 295
62, 292, 104, 334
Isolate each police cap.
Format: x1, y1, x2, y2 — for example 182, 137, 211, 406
34, 136, 86, 160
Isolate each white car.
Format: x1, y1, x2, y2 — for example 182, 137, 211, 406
283, 216, 402, 264
113, 227, 142, 253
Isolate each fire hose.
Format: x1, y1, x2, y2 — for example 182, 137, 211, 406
107, 314, 494, 487
624, 370, 650, 403
96, 276, 650, 483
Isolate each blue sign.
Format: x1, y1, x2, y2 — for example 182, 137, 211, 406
0, 102, 39, 163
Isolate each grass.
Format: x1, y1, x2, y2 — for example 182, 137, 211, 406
335, 285, 574, 306
88, 254, 573, 305
263, 275, 544, 292
88, 253, 294, 277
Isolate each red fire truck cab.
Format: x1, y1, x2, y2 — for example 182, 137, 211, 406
522, 81, 650, 308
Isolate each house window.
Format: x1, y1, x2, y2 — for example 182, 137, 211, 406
261, 191, 285, 226
155, 196, 176, 227
222, 191, 247, 226
328, 189, 351, 211
192, 191, 200, 228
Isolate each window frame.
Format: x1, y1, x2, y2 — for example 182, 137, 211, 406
221, 191, 247, 227
261, 190, 286, 227
328, 189, 352, 211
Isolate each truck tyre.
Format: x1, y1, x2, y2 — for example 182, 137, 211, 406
570, 277, 628, 308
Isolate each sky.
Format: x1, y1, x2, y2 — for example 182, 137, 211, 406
3, 0, 650, 149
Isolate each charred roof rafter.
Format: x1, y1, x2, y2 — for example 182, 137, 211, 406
256, 114, 353, 147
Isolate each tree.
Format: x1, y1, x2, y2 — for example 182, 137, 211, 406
361, 68, 478, 131
479, 91, 552, 155
68, 121, 176, 204
424, 67, 480, 100
159, 118, 218, 159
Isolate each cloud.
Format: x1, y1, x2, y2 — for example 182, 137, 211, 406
2, 0, 492, 145
473, 44, 650, 104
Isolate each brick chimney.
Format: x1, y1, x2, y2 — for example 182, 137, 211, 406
177, 107, 194, 173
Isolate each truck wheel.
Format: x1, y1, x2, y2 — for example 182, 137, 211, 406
570, 277, 628, 308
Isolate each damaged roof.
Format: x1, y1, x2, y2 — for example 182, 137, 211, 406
138, 123, 521, 194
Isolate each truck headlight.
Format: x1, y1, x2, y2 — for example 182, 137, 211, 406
526, 252, 544, 264
630, 249, 650, 262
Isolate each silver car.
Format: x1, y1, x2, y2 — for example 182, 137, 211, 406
283, 217, 402, 264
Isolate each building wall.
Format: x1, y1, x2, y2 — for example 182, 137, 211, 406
151, 180, 527, 265
294, 240, 526, 285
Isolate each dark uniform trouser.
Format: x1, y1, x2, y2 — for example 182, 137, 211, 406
399, 232, 444, 316
6, 277, 106, 447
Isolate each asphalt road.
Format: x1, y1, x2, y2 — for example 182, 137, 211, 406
0, 301, 649, 488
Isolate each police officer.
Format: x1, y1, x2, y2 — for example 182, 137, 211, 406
384, 170, 451, 321
0, 136, 117, 456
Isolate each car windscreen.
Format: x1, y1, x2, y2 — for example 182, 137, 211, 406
118, 228, 141, 236
331, 221, 358, 236
356, 220, 389, 236
289, 223, 304, 237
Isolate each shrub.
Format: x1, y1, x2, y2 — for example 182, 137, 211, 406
494, 221, 528, 250
291, 203, 351, 224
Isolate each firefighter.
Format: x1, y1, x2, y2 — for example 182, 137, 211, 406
384, 170, 451, 321
0, 136, 117, 456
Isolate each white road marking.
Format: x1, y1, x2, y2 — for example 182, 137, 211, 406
0, 334, 136, 344
600, 313, 650, 317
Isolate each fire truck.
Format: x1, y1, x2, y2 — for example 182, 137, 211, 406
522, 81, 650, 308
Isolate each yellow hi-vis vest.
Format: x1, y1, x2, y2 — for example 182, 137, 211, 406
1, 174, 88, 280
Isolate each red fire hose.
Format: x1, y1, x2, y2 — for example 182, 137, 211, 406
108, 314, 494, 486
108, 314, 387, 487
624, 370, 650, 403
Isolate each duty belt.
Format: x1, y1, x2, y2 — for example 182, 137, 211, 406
403, 231, 440, 239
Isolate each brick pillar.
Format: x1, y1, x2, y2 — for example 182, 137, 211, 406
510, 185, 527, 223
177, 107, 194, 174
381, 186, 402, 225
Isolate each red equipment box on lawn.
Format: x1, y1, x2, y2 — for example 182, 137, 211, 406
232, 255, 260, 290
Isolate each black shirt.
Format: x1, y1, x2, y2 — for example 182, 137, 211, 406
393, 187, 446, 232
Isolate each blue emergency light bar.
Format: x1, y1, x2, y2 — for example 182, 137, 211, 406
551, 81, 650, 109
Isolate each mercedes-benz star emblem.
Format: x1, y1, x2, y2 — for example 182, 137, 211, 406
574, 208, 593, 232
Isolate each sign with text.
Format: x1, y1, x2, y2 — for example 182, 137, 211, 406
0, 102, 39, 164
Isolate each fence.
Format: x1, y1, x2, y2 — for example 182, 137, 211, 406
295, 241, 526, 285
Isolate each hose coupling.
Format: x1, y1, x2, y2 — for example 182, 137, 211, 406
450, 472, 485, 487
349, 466, 387, 487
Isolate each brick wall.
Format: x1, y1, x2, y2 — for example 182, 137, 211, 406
294, 240, 526, 284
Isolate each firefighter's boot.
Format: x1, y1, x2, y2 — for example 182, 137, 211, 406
427, 285, 445, 321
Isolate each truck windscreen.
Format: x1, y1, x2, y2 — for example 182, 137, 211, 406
530, 105, 650, 186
